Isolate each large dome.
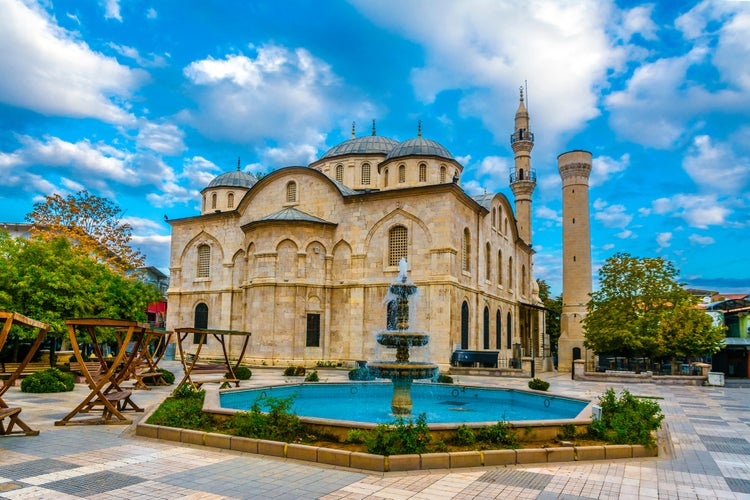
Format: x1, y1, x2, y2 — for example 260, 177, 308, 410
206, 170, 257, 189
384, 137, 454, 161
321, 135, 399, 160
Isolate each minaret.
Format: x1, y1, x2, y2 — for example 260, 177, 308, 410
557, 150, 593, 373
509, 87, 536, 245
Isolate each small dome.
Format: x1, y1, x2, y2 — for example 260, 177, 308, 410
321, 135, 399, 159
207, 170, 256, 189
384, 137, 454, 161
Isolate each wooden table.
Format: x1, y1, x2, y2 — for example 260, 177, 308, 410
174, 328, 251, 389
55, 318, 147, 426
116, 328, 173, 389
0, 311, 49, 436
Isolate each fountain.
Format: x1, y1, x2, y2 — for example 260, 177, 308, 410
367, 259, 439, 415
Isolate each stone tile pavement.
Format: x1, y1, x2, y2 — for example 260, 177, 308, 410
1, 361, 750, 499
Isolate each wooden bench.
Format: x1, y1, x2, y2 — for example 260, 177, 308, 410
0, 362, 51, 382
69, 361, 104, 375
0, 406, 39, 436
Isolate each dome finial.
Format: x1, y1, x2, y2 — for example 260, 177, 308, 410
237, 157, 241, 171
519, 85, 524, 102
351, 121, 356, 139
418, 120, 422, 138
372, 119, 376, 136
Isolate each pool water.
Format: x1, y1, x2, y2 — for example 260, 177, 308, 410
219, 382, 588, 424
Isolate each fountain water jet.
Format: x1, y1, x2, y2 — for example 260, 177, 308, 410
367, 259, 439, 415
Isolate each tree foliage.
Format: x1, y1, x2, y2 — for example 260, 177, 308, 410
0, 233, 161, 347
25, 190, 145, 274
583, 252, 724, 360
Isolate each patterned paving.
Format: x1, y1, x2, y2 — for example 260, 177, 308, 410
2, 362, 750, 499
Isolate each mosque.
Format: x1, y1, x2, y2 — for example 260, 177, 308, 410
165, 92, 588, 371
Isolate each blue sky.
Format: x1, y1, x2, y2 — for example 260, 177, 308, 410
1, 0, 749, 297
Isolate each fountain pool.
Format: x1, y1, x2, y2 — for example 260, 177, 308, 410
216, 382, 590, 425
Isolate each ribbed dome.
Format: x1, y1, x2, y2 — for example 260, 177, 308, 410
207, 170, 256, 188
384, 137, 454, 161
321, 135, 399, 159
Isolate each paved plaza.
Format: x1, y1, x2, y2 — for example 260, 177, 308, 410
2, 362, 750, 499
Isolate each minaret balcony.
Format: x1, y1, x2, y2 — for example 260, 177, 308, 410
510, 131, 534, 143
510, 169, 537, 183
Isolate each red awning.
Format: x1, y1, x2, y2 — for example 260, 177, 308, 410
147, 301, 167, 314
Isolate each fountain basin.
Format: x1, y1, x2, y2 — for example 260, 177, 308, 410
367, 362, 439, 380
375, 331, 430, 347
209, 382, 594, 442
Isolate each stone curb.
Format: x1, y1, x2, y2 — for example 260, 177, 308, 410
135, 421, 658, 472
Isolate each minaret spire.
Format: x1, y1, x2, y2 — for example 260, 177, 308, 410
509, 85, 536, 245
237, 157, 241, 171
351, 122, 356, 139
372, 119, 376, 136
417, 120, 422, 138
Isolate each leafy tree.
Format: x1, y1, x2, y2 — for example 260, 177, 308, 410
25, 190, 145, 274
537, 279, 561, 356
583, 252, 724, 361
0, 233, 161, 363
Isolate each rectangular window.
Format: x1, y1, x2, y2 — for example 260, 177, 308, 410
306, 313, 321, 347
361, 164, 371, 185
197, 245, 210, 278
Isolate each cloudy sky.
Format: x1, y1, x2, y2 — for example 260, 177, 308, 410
1, 0, 749, 296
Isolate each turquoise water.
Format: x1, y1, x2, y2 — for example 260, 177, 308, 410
219, 383, 588, 424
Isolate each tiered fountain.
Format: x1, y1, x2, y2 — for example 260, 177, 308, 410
367, 259, 439, 415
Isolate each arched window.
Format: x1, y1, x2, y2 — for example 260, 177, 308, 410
384, 168, 389, 187
519, 168, 525, 180
361, 163, 371, 185
508, 256, 513, 289
388, 225, 408, 266
483, 307, 490, 349
440, 166, 447, 183
492, 208, 496, 228
462, 228, 471, 272
193, 303, 208, 344
504, 218, 508, 234
202, 195, 206, 212
495, 310, 501, 349
197, 244, 210, 278
398, 164, 406, 183
521, 265, 527, 295
461, 301, 469, 349
335, 164, 343, 182
497, 250, 503, 286
211, 193, 217, 209
227, 192, 234, 209
419, 163, 427, 182
485, 242, 491, 281
286, 181, 297, 203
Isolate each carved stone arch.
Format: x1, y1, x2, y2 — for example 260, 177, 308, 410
301, 238, 327, 256
332, 240, 352, 282
305, 240, 326, 283
179, 230, 225, 265
231, 249, 246, 288
270, 235, 302, 252
276, 239, 298, 281
364, 207, 433, 250
307, 295, 322, 311
246, 242, 256, 280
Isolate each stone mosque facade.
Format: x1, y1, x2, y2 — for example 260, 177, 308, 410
166, 94, 550, 370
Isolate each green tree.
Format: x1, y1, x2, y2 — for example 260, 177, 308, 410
25, 190, 145, 274
0, 233, 161, 363
659, 301, 725, 359
537, 279, 561, 357
583, 252, 723, 362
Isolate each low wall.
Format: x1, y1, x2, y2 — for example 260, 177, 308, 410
576, 371, 707, 386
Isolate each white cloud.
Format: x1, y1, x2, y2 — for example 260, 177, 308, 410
616, 229, 634, 239
102, 0, 122, 21
683, 135, 750, 194
180, 156, 222, 189
688, 233, 715, 246
463, 155, 512, 193
136, 122, 186, 155
536, 205, 561, 225
182, 44, 369, 146
594, 201, 632, 228
590, 153, 629, 187
107, 42, 168, 68
0, 0, 142, 124
652, 193, 730, 228
122, 216, 163, 234
146, 8, 157, 19
262, 140, 322, 167
352, 0, 629, 149
620, 5, 658, 41
656, 232, 672, 250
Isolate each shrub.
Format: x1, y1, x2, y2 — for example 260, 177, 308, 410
348, 366, 375, 381
304, 370, 319, 382
315, 360, 338, 368
528, 378, 550, 391
144, 368, 175, 385
455, 425, 476, 446
345, 428, 368, 444
558, 423, 577, 441
587, 388, 664, 447
364, 414, 433, 456
283, 365, 306, 376
20, 368, 74, 393
147, 387, 215, 430
231, 366, 253, 380
437, 373, 454, 384
226, 395, 302, 442
477, 421, 519, 448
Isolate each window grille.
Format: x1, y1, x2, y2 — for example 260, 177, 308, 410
197, 244, 210, 278
398, 164, 406, 183
306, 313, 320, 347
485, 243, 491, 280
361, 163, 370, 185
440, 166, 446, 183
286, 181, 297, 202
389, 226, 407, 266
419, 163, 427, 182
462, 228, 471, 271
227, 192, 234, 208
335, 164, 343, 182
